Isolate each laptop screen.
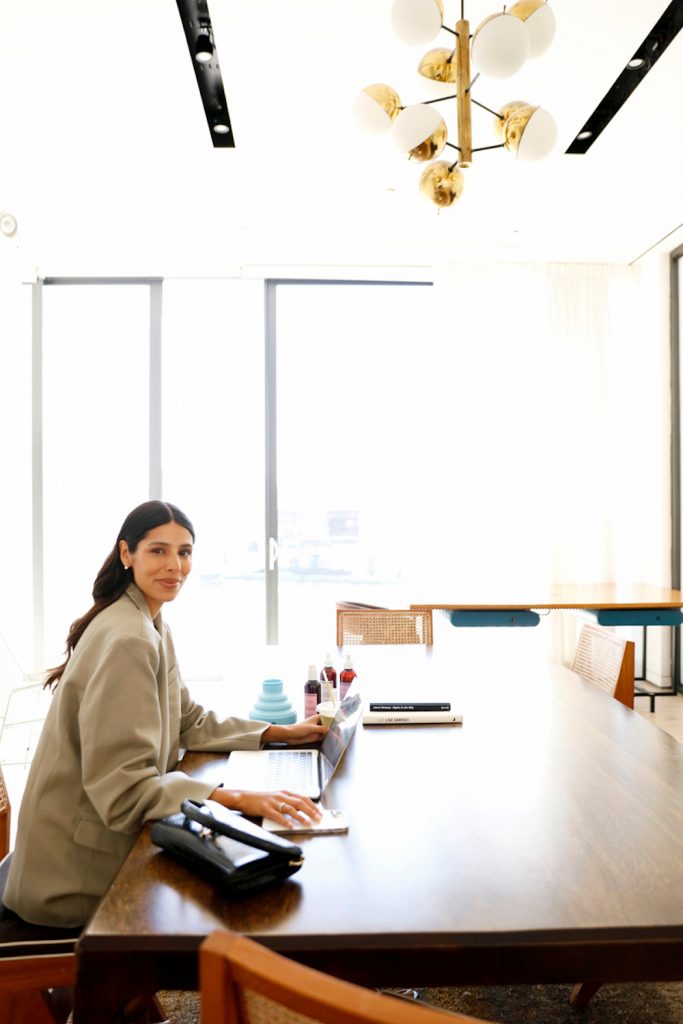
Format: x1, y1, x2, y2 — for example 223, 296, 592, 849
319, 690, 362, 791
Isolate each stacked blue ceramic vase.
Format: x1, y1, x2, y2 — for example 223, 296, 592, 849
249, 678, 297, 724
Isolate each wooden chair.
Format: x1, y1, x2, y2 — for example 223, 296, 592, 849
0, 766, 169, 1024
569, 623, 635, 1009
200, 930, 491, 1024
571, 622, 635, 709
0, 766, 9, 860
336, 604, 433, 647
0, 765, 79, 1024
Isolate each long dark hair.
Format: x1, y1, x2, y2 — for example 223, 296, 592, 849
44, 500, 195, 690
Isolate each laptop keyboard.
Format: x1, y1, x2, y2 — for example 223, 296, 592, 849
266, 749, 316, 788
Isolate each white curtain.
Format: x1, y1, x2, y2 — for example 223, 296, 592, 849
425, 260, 667, 666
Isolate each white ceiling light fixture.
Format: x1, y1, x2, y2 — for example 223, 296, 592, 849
391, 0, 444, 45
495, 102, 557, 160
354, 84, 402, 133
471, 12, 529, 79
393, 104, 448, 160
507, 0, 556, 58
356, 0, 557, 208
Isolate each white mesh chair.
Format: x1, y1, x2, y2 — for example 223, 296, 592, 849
0, 636, 49, 766
571, 623, 635, 709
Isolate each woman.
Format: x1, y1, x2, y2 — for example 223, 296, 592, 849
4, 500, 324, 928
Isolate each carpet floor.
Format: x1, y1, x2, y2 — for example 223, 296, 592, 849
157, 982, 683, 1023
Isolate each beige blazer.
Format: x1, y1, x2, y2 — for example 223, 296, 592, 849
4, 583, 268, 927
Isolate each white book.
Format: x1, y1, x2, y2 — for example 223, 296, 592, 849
362, 710, 463, 725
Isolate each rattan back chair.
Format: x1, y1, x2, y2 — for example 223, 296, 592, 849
336, 605, 433, 647
200, 930, 491, 1024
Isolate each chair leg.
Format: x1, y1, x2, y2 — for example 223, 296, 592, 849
570, 981, 603, 1008
122, 992, 170, 1023
149, 994, 170, 1022
45, 986, 74, 1024
378, 989, 421, 1002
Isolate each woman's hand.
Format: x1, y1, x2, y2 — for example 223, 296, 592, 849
262, 715, 327, 746
209, 786, 322, 826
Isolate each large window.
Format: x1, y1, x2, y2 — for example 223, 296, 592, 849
274, 282, 435, 647
29, 277, 437, 676
17, 262, 668, 683
41, 284, 150, 666
161, 279, 265, 675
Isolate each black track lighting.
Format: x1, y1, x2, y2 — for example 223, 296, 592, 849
195, 30, 213, 64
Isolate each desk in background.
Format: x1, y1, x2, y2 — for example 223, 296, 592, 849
410, 582, 683, 706
74, 651, 683, 1022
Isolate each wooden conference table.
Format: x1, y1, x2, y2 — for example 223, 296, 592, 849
74, 648, 683, 1022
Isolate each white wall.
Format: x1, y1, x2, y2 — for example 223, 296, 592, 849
0, 259, 34, 669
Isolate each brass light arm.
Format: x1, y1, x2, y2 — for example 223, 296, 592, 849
455, 18, 473, 166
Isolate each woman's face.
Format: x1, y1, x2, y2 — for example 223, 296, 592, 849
119, 521, 193, 617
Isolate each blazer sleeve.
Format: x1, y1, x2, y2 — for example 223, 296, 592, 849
179, 682, 269, 752
79, 633, 217, 832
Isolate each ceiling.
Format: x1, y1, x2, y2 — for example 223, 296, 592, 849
1, 0, 682, 274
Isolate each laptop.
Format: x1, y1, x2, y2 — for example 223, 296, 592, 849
222, 691, 362, 800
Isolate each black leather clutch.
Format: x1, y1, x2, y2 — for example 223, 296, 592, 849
151, 799, 304, 896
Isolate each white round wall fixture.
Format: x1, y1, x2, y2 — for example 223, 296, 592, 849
0, 211, 18, 238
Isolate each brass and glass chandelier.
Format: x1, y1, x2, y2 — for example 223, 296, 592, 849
355, 0, 557, 207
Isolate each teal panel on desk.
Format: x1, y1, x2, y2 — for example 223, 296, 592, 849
591, 608, 683, 627
447, 610, 540, 627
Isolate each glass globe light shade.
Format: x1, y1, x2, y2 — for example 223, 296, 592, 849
471, 13, 530, 78
354, 84, 402, 133
390, 0, 443, 45
418, 48, 457, 83
419, 162, 464, 207
393, 104, 447, 161
492, 101, 526, 141
508, 1, 556, 58
498, 103, 557, 160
